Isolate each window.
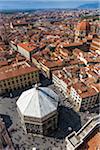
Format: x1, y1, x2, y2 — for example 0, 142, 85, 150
12, 81, 14, 84
8, 82, 10, 85
16, 79, 18, 83
32, 75, 34, 78
14, 87, 16, 90
77, 102, 79, 106
48, 120, 51, 124
5, 89, 8, 92
37, 125, 39, 129
4, 83, 6, 86
28, 81, 31, 85
35, 73, 38, 77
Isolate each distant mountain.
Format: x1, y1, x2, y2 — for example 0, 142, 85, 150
78, 2, 99, 9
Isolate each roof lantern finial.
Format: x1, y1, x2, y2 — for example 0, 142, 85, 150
34, 83, 39, 90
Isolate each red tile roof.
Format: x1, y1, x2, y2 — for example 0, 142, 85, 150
0, 62, 39, 81
76, 20, 90, 31
18, 43, 37, 52
72, 82, 98, 99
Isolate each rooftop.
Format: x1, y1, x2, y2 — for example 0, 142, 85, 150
91, 83, 100, 93
17, 85, 59, 118
72, 82, 98, 99
84, 131, 100, 150
61, 42, 83, 47
66, 115, 100, 150
76, 20, 90, 31
18, 42, 37, 52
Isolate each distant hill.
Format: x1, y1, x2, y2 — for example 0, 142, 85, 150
78, 2, 99, 9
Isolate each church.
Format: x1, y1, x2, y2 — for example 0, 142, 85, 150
17, 84, 59, 136
75, 19, 91, 41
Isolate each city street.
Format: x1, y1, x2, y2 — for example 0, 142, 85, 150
0, 83, 98, 150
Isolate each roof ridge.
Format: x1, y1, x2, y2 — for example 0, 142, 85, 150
39, 87, 58, 105
17, 87, 58, 118
23, 91, 35, 115
19, 90, 32, 114
23, 88, 42, 117
38, 89, 57, 117
37, 89, 43, 117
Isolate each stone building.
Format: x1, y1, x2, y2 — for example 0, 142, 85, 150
75, 20, 91, 41
90, 37, 100, 53
0, 61, 39, 94
0, 117, 14, 150
65, 115, 100, 150
70, 82, 99, 111
17, 42, 38, 60
17, 84, 59, 136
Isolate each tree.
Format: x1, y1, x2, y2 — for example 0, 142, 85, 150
49, 46, 55, 52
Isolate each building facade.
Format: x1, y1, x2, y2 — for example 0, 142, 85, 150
0, 61, 39, 94
32, 55, 63, 79
23, 111, 58, 136
70, 82, 99, 111
0, 117, 14, 150
52, 70, 71, 98
90, 37, 100, 53
17, 43, 38, 60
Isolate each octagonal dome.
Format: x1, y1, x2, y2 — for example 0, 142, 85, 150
17, 85, 59, 118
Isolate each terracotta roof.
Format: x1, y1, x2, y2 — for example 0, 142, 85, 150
82, 77, 96, 86
69, 59, 84, 65
72, 82, 98, 99
91, 83, 100, 92
62, 42, 83, 47
92, 38, 100, 43
80, 87, 98, 99
18, 43, 37, 52
91, 42, 100, 48
0, 61, 8, 67
76, 20, 90, 31
44, 60, 63, 68
87, 70, 99, 78
0, 62, 39, 81
90, 47, 97, 51
82, 130, 100, 150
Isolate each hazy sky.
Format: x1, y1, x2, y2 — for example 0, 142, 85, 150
0, 0, 99, 2
0, 0, 99, 10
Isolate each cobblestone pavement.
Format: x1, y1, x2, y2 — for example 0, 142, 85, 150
0, 84, 98, 150
0, 91, 66, 150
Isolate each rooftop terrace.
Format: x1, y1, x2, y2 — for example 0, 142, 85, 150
66, 115, 100, 149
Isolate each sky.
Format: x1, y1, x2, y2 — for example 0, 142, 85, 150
0, 0, 99, 2
0, 0, 99, 10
